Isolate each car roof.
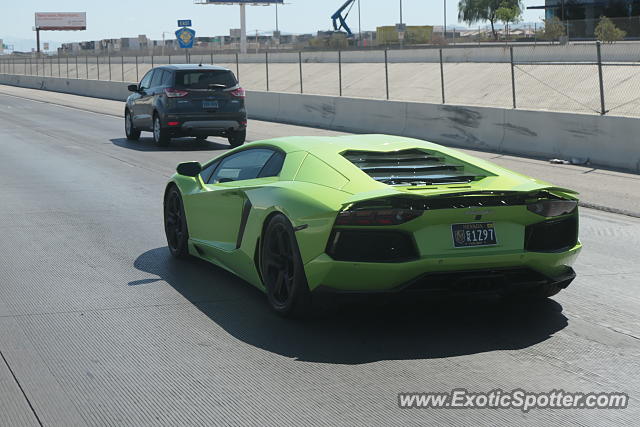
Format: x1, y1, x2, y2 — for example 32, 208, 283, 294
157, 64, 231, 72
250, 134, 442, 156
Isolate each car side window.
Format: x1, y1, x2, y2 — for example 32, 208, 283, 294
208, 149, 278, 184
200, 159, 221, 184
139, 70, 154, 90
258, 151, 285, 178
161, 70, 173, 87
150, 69, 163, 89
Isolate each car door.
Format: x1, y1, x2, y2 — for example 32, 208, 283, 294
147, 69, 166, 116
185, 148, 285, 253
132, 69, 155, 130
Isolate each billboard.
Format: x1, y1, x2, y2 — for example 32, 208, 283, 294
35, 13, 87, 31
196, 1, 283, 4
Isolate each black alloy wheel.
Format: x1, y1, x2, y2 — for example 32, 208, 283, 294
260, 214, 311, 317
164, 187, 189, 258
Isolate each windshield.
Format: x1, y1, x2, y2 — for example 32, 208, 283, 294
174, 70, 237, 90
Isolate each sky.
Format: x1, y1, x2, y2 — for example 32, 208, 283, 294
1, 1, 546, 51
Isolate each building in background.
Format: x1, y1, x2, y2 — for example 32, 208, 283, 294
543, 0, 640, 37
376, 26, 433, 45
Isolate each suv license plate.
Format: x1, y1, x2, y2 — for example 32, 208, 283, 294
202, 100, 219, 109
451, 222, 497, 248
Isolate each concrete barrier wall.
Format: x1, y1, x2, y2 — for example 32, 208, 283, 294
1, 73, 638, 172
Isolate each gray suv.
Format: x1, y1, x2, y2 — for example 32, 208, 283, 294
125, 64, 247, 147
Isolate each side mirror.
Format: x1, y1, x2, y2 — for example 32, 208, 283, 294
176, 161, 202, 177
128, 84, 139, 92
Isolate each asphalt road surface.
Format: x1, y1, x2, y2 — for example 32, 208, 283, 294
0, 90, 639, 426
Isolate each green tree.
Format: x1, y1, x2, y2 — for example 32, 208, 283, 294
595, 16, 626, 43
543, 16, 566, 43
458, 0, 522, 40
495, 1, 522, 40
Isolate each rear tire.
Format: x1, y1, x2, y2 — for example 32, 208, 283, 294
164, 187, 190, 259
153, 114, 170, 147
125, 109, 141, 141
227, 129, 246, 148
260, 214, 311, 318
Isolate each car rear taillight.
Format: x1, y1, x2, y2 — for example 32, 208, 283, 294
229, 87, 246, 98
527, 200, 577, 217
164, 88, 189, 98
335, 209, 422, 226
167, 121, 180, 126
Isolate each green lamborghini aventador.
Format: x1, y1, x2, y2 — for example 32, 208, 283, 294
164, 134, 581, 316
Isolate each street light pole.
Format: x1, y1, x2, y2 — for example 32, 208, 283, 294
358, 0, 362, 46
443, 0, 447, 39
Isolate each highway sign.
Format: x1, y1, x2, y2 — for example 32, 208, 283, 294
175, 27, 196, 48
178, 19, 192, 27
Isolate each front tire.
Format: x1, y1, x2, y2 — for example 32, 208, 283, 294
153, 114, 170, 147
260, 214, 311, 317
164, 187, 190, 259
227, 129, 246, 148
125, 109, 141, 141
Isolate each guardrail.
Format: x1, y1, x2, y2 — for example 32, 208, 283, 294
0, 73, 638, 172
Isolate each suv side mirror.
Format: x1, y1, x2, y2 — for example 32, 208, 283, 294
128, 84, 139, 92
176, 161, 202, 177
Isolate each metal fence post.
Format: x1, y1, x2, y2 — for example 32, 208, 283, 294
168, 54, 171, 65
596, 42, 606, 115
135, 56, 139, 82
122, 56, 125, 82
151, 54, 154, 69
58, 55, 61, 77
439, 48, 445, 104
97, 56, 100, 80
384, 49, 389, 100
210, 52, 214, 65
265, 51, 269, 91
299, 51, 303, 94
186, 50, 189, 64
85, 56, 89, 79
510, 46, 516, 109
338, 50, 343, 97
75, 56, 79, 79
235, 53, 240, 81
108, 54, 112, 81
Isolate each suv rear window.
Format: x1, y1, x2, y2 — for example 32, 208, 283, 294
175, 70, 237, 89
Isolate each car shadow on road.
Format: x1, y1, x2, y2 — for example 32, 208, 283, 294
131, 247, 569, 365
110, 137, 230, 152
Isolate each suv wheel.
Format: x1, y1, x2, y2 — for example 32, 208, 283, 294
227, 129, 246, 148
153, 114, 170, 147
125, 109, 141, 141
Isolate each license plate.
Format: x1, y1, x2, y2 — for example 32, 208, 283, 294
451, 222, 497, 248
202, 100, 219, 109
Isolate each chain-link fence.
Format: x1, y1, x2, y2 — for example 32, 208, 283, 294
2, 43, 640, 117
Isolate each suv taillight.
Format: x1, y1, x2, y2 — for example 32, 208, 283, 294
335, 209, 422, 226
230, 87, 246, 98
164, 88, 189, 98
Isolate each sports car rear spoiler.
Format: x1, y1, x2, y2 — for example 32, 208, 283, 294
340, 186, 578, 210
